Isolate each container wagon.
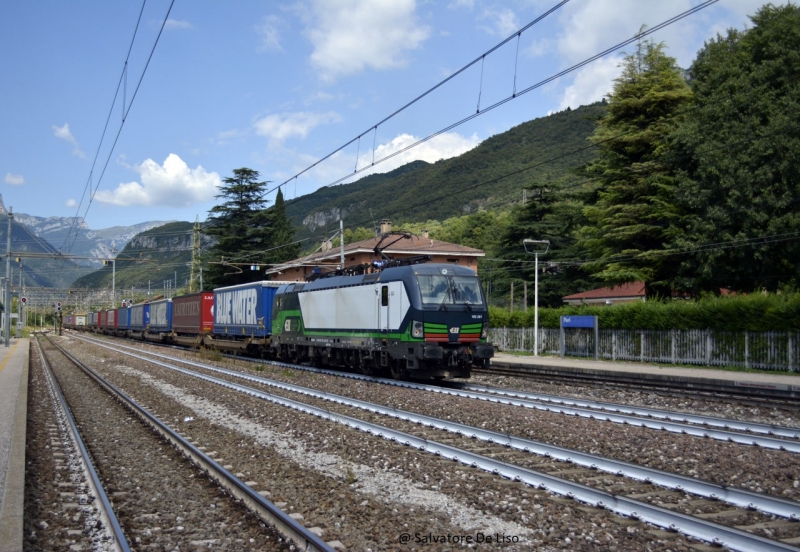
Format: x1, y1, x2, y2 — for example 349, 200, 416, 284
206, 281, 291, 353
129, 303, 150, 340
145, 299, 172, 343
171, 292, 214, 347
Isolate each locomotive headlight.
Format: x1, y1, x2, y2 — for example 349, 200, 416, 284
412, 320, 424, 338
481, 323, 488, 339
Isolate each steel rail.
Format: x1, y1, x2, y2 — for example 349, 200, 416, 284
33, 335, 131, 552
71, 336, 800, 552
459, 382, 800, 439
75, 336, 800, 521
78, 334, 800, 453
43, 335, 334, 552
477, 363, 800, 403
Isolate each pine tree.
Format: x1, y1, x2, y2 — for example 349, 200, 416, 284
204, 168, 272, 287
579, 39, 693, 296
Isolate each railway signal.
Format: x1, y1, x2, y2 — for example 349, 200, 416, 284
21, 296, 27, 305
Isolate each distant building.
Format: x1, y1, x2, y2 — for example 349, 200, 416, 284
562, 281, 646, 306
265, 220, 485, 281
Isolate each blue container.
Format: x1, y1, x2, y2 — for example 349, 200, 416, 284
129, 303, 151, 331
148, 299, 172, 332
213, 281, 284, 337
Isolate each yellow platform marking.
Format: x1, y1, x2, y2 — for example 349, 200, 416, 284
0, 340, 22, 374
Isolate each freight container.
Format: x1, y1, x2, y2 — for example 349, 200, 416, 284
129, 303, 150, 331
115, 307, 130, 335
172, 292, 214, 335
212, 281, 290, 338
99, 310, 107, 328
149, 299, 172, 331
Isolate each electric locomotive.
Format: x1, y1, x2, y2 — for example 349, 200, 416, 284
270, 262, 493, 379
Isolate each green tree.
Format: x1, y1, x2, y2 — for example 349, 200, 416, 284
498, 185, 596, 308
671, 4, 800, 293
263, 188, 300, 265
579, 39, 694, 295
205, 168, 272, 287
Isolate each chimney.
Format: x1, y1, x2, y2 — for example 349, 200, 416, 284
323, 240, 332, 251
380, 218, 392, 234
421, 229, 429, 239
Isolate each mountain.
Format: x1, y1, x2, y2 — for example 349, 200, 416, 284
285, 102, 605, 240
0, 193, 175, 287
71, 221, 215, 293
0, 215, 83, 289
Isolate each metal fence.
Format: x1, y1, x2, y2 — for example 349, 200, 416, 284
488, 327, 800, 372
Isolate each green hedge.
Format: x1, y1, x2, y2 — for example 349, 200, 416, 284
488, 293, 800, 332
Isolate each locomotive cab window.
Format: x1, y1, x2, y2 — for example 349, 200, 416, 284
381, 285, 389, 306
418, 275, 483, 306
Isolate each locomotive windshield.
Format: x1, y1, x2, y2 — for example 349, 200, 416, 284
418, 275, 484, 306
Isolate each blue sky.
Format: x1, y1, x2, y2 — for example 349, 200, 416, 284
0, 0, 773, 231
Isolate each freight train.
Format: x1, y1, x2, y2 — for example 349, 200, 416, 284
64, 263, 493, 380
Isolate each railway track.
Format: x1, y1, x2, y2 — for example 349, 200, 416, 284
474, 364, 800, 409
69, 334, 800, 550
33, 334, 333, 551
76, 334, 800, 453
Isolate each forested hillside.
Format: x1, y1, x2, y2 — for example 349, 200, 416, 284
71, 222, 209, 292
286, 102, 605, 241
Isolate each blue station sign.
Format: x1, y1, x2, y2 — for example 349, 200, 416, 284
561, 315, 596, 328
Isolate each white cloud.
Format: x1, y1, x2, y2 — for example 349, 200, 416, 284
302, 0, 430, 81
355, 131, 481, 176
94, 154, 221, 207
65, 198, 77, 208
4, 173, 24, 186
52, 123, 85, 158
448, 0, 474, 9
164, 19, 193, 30
254, 111, 341, 143
549, 1, 773, 112
257, 15, 284, 52
479, 8, 519, 37
557, 56, 622, 111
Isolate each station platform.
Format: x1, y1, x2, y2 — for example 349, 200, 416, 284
0, 338, 29, 552
490, 352, 800, 400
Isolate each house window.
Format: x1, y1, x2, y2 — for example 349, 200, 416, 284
447, 259, 459, 264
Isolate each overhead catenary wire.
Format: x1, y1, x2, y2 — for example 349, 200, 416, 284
61, 0, 176, 258
264, 0, 719, 199
263, 0, 571, 197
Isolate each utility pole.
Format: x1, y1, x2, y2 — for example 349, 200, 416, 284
190, 215, 202, 292
340, 219, 345, 269
5, 207, 12, 347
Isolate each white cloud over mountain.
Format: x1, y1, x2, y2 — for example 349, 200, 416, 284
94, 154, 221, 207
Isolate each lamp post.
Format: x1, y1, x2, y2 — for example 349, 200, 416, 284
523, 239, 550, 357
5, 207, 12, 347
108, 247, 117, 308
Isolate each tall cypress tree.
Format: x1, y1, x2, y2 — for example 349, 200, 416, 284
264, 188, 300, 266
204, 168, 271, 288
579, 39, 693, 296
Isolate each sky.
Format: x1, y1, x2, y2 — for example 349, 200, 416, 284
0, 0, 776, 236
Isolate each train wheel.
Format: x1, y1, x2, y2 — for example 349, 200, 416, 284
389, 361, 407, 381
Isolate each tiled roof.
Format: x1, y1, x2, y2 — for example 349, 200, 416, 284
300, 234, 485, 263
563, 281, 646, 300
